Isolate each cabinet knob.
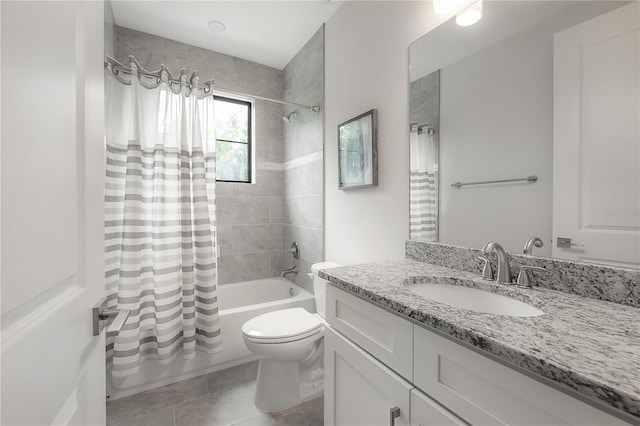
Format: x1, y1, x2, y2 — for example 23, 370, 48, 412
389, 406, 400, 426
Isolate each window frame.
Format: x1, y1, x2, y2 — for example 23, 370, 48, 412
214, 94, 253, 184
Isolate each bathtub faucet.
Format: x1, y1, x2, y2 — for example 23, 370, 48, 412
279, 266, 298, 278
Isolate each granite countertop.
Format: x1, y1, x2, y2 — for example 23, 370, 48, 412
319, 260, 640, 420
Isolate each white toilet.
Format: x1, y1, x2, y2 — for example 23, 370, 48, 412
241, 262, 341, 412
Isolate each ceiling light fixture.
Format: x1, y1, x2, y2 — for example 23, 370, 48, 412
433, 0, 483, 26
207, 20, 226, 33
433, 0, 474, 16
456, 0, 482, 27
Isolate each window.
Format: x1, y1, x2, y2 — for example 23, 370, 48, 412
214, 96, 252, 183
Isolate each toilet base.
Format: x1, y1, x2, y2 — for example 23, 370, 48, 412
254, 358, 324, 412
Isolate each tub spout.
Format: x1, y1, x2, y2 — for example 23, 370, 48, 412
279, 266, 298, 278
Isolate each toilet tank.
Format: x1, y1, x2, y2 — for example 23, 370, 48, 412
310, 262, 342, 319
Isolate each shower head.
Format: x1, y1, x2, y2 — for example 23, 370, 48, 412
282, 111, 297, 123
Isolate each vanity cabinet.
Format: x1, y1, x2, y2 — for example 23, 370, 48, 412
325, 286, 465, 426
325, 327, 412, 426
325, 286, 628, 426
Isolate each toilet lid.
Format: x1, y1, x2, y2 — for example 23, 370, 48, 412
242, 308, 323, 340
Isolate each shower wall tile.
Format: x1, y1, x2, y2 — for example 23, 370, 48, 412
284, 159, 323, 197
283, 30, 323, 103
281, 26, 325, 285
233, 224, 283, 254
216, 196, 269, 226
283, 195, 323, 230
216, 225, 234, 257
268, 197, 284, 224
254, 101, 284, 164
284, 107, 324, 161
215, 182, 234, 197
409, 69, 440, 130
218, 252, 271, 284
116, 28, 283, 99
283, 29, 324, 164
285, 257, 315, 294
232, 170, 284, 197
270, 251, 286, 277
283, 225, 323, 268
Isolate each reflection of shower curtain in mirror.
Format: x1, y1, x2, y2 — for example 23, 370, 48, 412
410, 128, 438, 241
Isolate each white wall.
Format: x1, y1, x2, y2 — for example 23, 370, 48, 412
324, 2, 446, 265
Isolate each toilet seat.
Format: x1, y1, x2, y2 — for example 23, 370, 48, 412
242, 307, 324, 344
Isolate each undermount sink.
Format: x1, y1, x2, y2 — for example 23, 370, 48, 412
407, 284, 544, 317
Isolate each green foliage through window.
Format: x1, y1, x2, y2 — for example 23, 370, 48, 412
215, 96, 251, 182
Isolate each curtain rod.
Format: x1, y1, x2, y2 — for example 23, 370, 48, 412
104, 56, 320, 113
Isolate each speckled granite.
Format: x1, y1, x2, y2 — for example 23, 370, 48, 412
318, 260, 640, 420
406, 240, 640, 308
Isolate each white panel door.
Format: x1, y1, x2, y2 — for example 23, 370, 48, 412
553, 3, 640, 267
325, 328, 412, 426
1, 1, 106, 425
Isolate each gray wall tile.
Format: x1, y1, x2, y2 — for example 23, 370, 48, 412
216, 225, 234, 257
283, 195, 322, 229
216, 196, 269, 226
281, 26, 325, 285
283, 225, 322, 267
216, 182, 234, 196
270, 251, 285, 277
233, 170, 284, 197
116, 28, 283, 98
284, 159, 323, 197
283, 26, 325, 162
233, 224, 283, 254
269, 197, 284, 224
284, 108, 324, 161
255, 101, 284, 164
287, 257, 315, 294
218, 253, 271, 284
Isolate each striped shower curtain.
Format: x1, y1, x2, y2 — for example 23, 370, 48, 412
409, 127, 439, 241
104, 58, 222, 377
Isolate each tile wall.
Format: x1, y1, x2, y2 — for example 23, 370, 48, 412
282, 26, 325, 292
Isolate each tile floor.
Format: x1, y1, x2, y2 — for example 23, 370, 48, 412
106, 361, 324, 426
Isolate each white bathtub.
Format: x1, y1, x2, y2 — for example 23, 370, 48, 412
106, 277, 316, 400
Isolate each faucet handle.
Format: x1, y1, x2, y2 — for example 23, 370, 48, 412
516, 266, 547, 288
477, 256, 494, 280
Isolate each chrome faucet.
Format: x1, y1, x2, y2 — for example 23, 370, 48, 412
481, 242, 511, 284
279, 266, 298, 278
523, 237, 544, 255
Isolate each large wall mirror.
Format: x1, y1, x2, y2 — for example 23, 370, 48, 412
409, 1, 639, 268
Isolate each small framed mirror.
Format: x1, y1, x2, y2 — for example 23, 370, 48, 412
338, 109, 378, 190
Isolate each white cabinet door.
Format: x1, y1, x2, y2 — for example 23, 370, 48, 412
411, 389, 467, 426
553, 2, 639, 268
325, 327, 413, 426
1, 1, 105, 425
